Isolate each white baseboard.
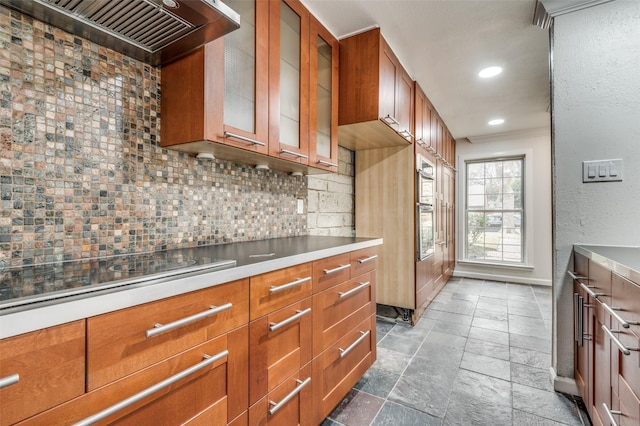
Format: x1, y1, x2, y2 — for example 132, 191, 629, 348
453, 269, 552, 286
550, 367, 579, 395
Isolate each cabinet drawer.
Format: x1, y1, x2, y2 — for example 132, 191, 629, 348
87, 279, 249, 390
250, 263, 312, 320
312, 272, 375, 355
619, 376, 640, 426
19, 327, 249, 425
249, 297, 312, 404
249, 363, 313, 426
612, 273, 640, 338
0, 321, 85, 426
312, 315, 375, 423
313, 253, 351, 293
350, 247, 378, 278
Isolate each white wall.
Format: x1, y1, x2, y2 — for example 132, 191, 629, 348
454, 130, 553, 286
551, 0, 640, 389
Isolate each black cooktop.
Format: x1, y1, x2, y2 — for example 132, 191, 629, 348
0, 249, 236, 308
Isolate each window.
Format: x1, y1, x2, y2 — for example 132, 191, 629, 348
464, 157, 524, 263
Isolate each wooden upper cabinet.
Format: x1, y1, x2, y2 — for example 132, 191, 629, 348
268, 0, 310, 165
161, 0, 339, 173
161, 0, 269, 155
414, 82, 434, 154
309, 15, 339, 172
338, 27, 414, 150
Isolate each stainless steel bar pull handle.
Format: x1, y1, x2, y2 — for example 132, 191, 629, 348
269, 308, 311, 332
146, 303, 233, 338
567, 270, 587, 281
602, 402, 621, 426
269, 276, 311, 294
357, 254, 378, 264
0, 373, 19, 389
339, 282, 370, 299
73, 350, 228, 426
601, 302, 638, 329
268, 377, 311, 416
601, 325, 640, 356
399, 129, 414, 139
579, 282, 604, 299
339, 330, 370, 358
317, 159, 338, 167
323, 264, 351, 275
574, 293, 584, 347
381, 114, 400, 126
224, 131, 266, 146
280, 149, 309, 159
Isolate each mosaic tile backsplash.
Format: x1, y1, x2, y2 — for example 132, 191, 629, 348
0, 7, 307, 268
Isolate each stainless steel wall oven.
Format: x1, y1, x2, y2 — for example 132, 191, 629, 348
416, 154, 435, 260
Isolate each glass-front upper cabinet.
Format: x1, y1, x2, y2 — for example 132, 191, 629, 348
219, 0, 270, 154
268, 0, 310, 165
309, 16, 339, 172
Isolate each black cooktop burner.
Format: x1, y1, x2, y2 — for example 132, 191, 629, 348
0, 250, 236, 308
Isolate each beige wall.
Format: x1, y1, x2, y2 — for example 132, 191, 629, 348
307, 147, 355, 237
454, 129, 553, 286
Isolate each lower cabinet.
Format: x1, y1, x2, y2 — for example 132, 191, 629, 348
0, 321, 85, 426
1, 246, 378, 425
573, 251, 640, 426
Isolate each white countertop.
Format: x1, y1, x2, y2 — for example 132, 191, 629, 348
0, 236, 382, 339
574, 244, 640, 284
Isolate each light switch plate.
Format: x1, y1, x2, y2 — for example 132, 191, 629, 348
582, 159, 623, 183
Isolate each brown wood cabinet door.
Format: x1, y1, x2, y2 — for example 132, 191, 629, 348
249, 297, 313, 405
87, 279, 249, 390
268, 0, 310, 165
396, 67, 414, 143
312, 272, 375, 355
215, 0, 270, 154
574, 279, 592, 407
414, 84, 434, 152
591, 261, 613, 425
313, 252, 352, 293
250, 263, 312, 320
312, 315, 375, 424
309, 16, 339, 172
160, 0, 270, 155
0, 321, 85, 426
249, 363, 313, 426
350, 247, 378, 278
378, 44, 397, 129
19, 327, 249, 425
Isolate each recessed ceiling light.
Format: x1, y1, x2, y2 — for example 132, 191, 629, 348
479, 66, 503, 78
488, 119, 505, 126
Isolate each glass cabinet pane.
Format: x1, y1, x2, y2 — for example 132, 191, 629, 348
279, 0, 301, 148
316, 35, 332, 158
224, 0, 256, 133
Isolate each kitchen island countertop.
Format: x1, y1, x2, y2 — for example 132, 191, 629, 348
0, 236, 382, 339
573, 244, 640, 284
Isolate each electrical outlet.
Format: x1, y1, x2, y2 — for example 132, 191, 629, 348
297, 199, 304, 214
582, 159, 623, 183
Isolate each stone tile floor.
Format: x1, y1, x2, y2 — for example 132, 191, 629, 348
321, 277, 591, 426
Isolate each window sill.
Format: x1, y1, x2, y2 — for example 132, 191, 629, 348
457, 260, 534, 271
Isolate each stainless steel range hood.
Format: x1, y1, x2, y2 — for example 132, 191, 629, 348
0, 0, 240, 66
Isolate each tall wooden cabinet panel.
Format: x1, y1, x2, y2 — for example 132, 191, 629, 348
0, 321, 85, 426
309, 15, 339, 172
338, 27, 413, 150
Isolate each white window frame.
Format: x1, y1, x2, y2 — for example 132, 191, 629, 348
457, 149, 535, 269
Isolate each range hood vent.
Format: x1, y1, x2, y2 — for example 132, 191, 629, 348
0, 0, 240, 66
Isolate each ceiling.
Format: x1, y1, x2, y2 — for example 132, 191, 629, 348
302, 0, 552, 141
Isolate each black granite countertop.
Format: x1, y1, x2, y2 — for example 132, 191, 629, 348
573, 244, 640, 284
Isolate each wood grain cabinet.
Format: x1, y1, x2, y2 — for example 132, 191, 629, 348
161, 0, 338, 174
1, 246, 378, 425
572, 251, 640, 426
338, 27, 414, 150
0, 321, 85, 426
311, 248, 377, 424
